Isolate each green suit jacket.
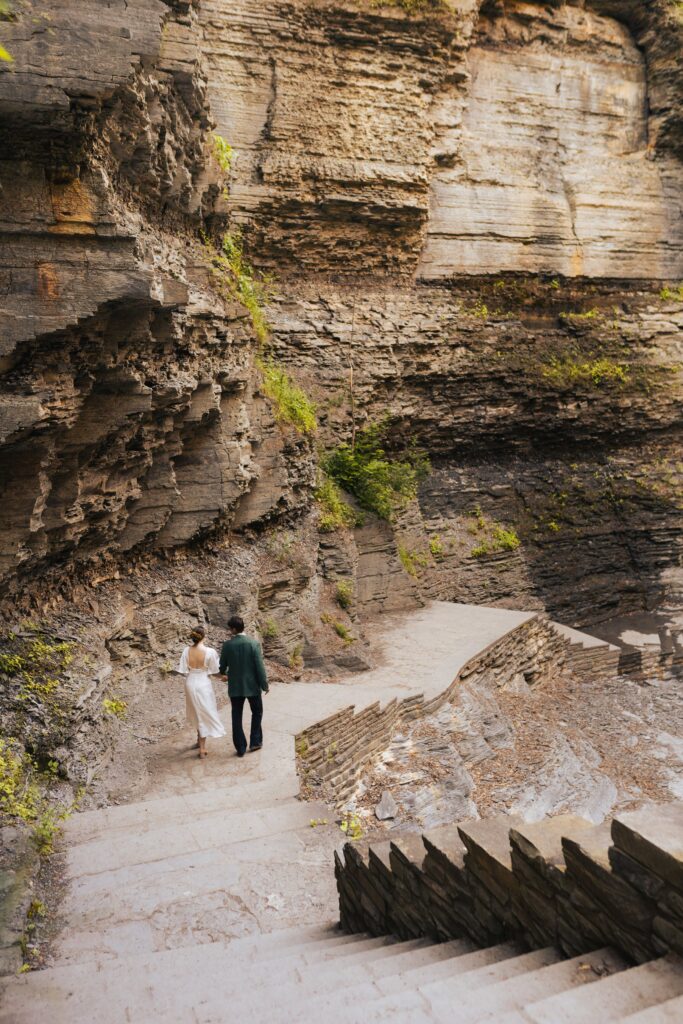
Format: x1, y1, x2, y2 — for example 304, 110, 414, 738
219, 634, 269, 698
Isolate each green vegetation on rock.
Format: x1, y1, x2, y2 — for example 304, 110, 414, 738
398, 544, 431, 577
335, 580, 354, 610
541, 356, 630, 388
660, 283, 683, 301
203, 231, 270, 345
323, 422, 430, 521
259, 360, 317, 434
468, 508, 521, 558
211, 133, 233, 175
365, 0, 449, 12
314, 474, 357, 532
103, 697, 127, 719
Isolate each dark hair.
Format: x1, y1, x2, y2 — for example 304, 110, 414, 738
189, 625, 206, 645
227, 615, 245, 634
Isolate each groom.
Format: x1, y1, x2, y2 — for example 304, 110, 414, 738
219, 615, 269, 757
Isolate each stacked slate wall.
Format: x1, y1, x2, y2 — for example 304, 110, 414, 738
335, 802, 683, 967
298, 615, 569, 806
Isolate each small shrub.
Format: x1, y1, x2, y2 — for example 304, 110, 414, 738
471, 541, 491, 558
259, 360, 317, 434
288, 643, 303, 669
0, 738, 40, 822
660, 283, 683, 302
315, 475, 357, 532
261, 618, 279, 640
211, 133, 233, 176
559, 308, 602, 324
340, 811, 363, 840
398, 545, 430, 577
323, 422, 430, 521
398, 545, 418, 577
429, 535, 444, 559
295, 737, 309, 758
31, 808, 62, 856
103, 697, 127, 719
335, 580, 354, 610
541, 356, 629, 388
333, 621, 354, 644
492, 526, 521, 551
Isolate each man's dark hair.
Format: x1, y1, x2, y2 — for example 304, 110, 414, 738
228, 615, 245, 633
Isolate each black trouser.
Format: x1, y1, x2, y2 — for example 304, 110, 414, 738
230, 694, 263, 755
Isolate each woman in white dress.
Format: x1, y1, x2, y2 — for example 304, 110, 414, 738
177, 626, 226, 758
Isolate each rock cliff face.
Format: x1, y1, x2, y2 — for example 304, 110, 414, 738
0, 0, 682, 780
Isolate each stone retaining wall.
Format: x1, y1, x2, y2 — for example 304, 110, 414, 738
335, 802, 683, 966
296, 615, 569, 807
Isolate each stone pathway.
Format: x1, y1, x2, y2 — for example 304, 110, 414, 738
0, 602, 534, 1019
4, 601, 683, 1022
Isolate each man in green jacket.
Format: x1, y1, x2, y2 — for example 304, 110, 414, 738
219, 615, 269, 757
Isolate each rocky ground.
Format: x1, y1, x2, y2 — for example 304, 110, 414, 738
353, 651, 683, 837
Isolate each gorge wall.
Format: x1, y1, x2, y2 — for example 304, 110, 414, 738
0, 0, 682, 792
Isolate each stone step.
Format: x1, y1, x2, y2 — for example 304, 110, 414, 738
422, 947, 627, 1023
65, 797, 330, 878
194, 938, 472, 1015
617, 993, 683, 1021
0, 934, 459, 1024
373, 941, 523, 995
297, 949, 562, 1024
518, 954, 683, 1023
54, 816, 341, 966
0, 933, 392, 1022
65, 774, 302, 845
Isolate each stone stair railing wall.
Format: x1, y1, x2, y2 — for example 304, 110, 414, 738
296, 615, 569, 807
335, 802, 683, 969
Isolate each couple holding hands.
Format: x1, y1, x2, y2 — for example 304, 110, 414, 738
177, 615, 269, 759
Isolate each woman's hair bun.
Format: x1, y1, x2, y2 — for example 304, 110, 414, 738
189, 625, 206, 644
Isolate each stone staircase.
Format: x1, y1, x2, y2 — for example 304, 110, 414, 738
3, 913, 683, 1022
3, 603, 683, 1021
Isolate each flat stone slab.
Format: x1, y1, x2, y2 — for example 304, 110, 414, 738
612, 804, 683, 892
511, 815, 594, 871
458, 815, 521, 887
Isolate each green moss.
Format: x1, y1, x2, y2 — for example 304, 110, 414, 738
203, 231, 270, 345
315, 475, 357, 533
259, 360, 317, 434
660, 283, 683, 302
323, 422, 430, 521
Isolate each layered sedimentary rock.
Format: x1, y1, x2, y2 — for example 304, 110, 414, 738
0, 0, 681, 689
204, 0, 682, 279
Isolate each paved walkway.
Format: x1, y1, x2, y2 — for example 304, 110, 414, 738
0, 602, 534, 1021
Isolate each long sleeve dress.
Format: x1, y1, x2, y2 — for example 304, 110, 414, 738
176, 646, 226, 739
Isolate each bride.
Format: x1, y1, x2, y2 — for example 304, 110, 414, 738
176, 625, 226, 758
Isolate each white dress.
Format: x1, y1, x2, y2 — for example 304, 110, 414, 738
177, 646, 226, 739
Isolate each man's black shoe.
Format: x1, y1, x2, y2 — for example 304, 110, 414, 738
248, 744, 262, 752
237, 751, 246, 758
